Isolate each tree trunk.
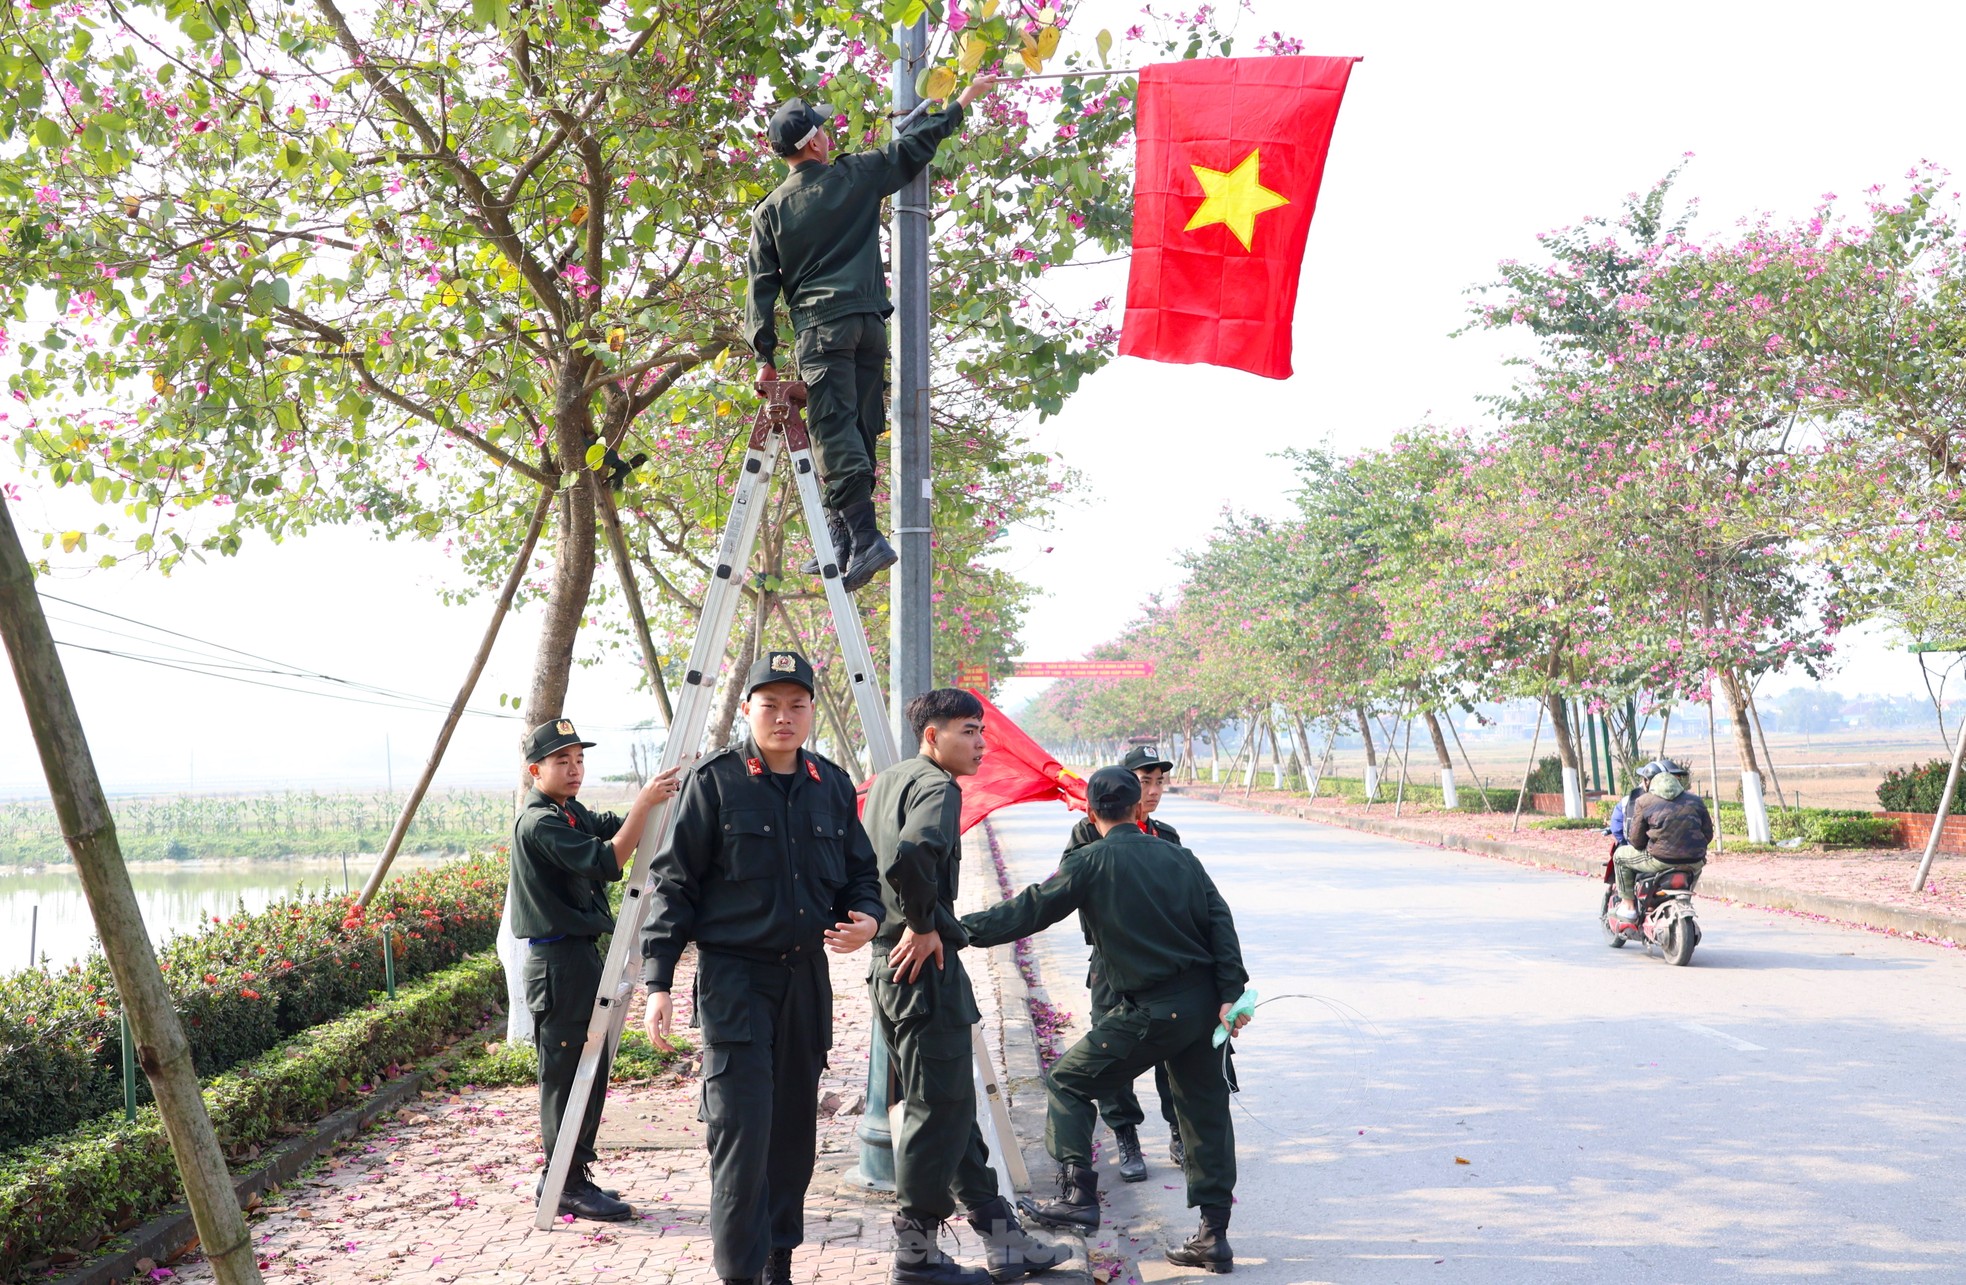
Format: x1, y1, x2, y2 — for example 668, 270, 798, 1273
1422, 709, 1458, 808
0, 500, 263, 1285
1357, 706, 1380, 799
522, 479, 597, 726
1542, 691, 1585, 818
1716, 665, 1771, 839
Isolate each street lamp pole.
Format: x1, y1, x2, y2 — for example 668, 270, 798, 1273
855, 10, 933, 1192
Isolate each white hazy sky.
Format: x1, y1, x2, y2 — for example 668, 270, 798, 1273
4, 0, 1963, 795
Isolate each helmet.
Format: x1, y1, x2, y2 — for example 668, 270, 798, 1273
1636, 760, 1663, 780
1656, 758, 1690, 777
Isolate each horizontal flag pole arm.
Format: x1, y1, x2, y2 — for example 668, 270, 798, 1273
890, 57, 1363, 127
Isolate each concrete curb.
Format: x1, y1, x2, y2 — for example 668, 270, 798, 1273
977, 824, 1094, 1285
1175, 787, 1966, 946
53, 1062, 441, 1285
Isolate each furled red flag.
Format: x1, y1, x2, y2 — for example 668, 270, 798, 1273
1118, 55, 1357, 380
852, 690, 1086, 831
956, 690, 1087, 833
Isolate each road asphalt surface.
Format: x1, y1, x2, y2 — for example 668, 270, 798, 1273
986, 795, 1966, 1284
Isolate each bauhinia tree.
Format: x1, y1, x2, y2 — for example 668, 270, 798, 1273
0, 0, 1232, 732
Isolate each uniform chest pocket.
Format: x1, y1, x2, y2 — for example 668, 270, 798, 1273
802, 813, 849, 887
718, 810, 782, 881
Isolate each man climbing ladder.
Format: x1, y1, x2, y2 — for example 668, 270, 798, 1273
747, 78, 997, 592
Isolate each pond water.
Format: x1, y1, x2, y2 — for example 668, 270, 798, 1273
0, 855, 454, 971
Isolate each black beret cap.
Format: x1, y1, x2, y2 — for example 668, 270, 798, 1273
1088, 765, 1143, 813
746, 649, 816, 697
1121, 744, 1174, 773
767, 98, 829, 155
523, 718, 596, 764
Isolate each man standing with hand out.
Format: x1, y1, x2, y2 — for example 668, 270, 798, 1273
963, 767, 1250, 1272
511, 720, 682, 1222
867, 689, 1064, 1285
747, 76, 997, 593
1060, 745, 1184, 1181
639, 652, 884, 1285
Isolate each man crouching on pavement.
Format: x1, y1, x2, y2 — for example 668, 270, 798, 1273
867, 688, 1065, 1284
512, 719, 681, 1221
961, 766, 1251, 1273
638, 652, 885, 1285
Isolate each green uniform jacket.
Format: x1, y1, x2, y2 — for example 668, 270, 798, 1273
744, 104, 966, 363
508, 788, 625, 940
1063, 814, 1181, 967
863, 754, 978, 1030
638, 738, 884, 991
962, 826, 1249, 1007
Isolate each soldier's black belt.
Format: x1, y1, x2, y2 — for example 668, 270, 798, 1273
698, 942, 826, 968
1119, 967, 1215, 1007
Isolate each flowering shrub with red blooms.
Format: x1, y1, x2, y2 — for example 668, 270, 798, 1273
0, 853, 507, 1155
0, 954, 508, 1281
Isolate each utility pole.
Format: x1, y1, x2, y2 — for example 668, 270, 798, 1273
890, 13, 934, 738
855, 10, 932, 1194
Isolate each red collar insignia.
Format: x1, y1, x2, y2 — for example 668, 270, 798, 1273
805, 757, 822, 782
746, 757, 765, 777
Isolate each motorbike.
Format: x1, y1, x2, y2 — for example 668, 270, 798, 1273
1600, 850, 1702, 966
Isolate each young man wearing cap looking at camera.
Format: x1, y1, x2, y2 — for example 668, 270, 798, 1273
963, 766, 1250, 1272
866, 688, 1064, 1285
511, 719, 682, 1222
746, 78, 997, 595
638, 651, 885, 1285
1060, 745, 1186, 1182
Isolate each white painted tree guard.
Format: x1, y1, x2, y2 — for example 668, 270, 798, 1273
1440, 766, 1459, 810
1561, 765, 1584, 819
1740, 770, 1772, 843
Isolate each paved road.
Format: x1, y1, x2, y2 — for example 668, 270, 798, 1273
987, 796, 1966, 1284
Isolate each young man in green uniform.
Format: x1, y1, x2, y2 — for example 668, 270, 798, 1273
1060, 745, 1181, 1182
638, 652, 886, 1285
963, 767, 1251, 1272
510, 719, 681, 1222
866, 688, 1063, 1285
747, 78, 995, 593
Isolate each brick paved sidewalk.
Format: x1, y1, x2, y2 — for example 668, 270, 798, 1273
158, 942, 1045, 1285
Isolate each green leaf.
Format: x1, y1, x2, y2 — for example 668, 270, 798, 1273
1096, 28, 1113, 65
584, 442, 607, 470
33, 117, 64, 148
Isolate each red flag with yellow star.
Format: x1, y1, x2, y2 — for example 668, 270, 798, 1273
1118, 56, 1356, 380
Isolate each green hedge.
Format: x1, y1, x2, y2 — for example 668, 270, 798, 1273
0, 952, 509, 1281
1709, 804, 1902, 847
0, 853, 507, 1154
1876, 759, 1966, 813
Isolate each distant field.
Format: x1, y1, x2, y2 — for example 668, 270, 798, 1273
1185, 727, 1957, 811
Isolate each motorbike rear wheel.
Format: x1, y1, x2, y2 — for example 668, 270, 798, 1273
1661, 915, 1699, 966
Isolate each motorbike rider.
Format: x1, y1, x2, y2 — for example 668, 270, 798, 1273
1612, 758, 1712, 920
1605, 760, 1662, 849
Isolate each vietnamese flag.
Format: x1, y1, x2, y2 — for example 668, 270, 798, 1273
956, 690, 1087, 833
1118, 56, 1357, 380
852, 690, 1087, 832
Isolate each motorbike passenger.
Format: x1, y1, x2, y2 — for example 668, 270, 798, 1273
1611, 758, 1712, 921
1605, 761, 1663, 849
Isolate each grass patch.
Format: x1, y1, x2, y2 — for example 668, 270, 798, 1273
452, 1029, 690, 1089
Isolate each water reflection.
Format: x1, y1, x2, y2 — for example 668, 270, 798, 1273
0, 855, 453, 970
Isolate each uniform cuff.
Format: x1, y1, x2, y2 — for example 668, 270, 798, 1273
642, 953, 679, 991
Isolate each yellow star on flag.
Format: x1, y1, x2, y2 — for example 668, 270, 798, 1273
1184, 149, 1290, 252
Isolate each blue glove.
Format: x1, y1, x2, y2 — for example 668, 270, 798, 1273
1214, 987, 1257, 1047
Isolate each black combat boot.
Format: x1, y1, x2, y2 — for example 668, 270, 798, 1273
966, 1195, 1067, 1281
1163, 1205, 1233, 1273
1113, 1125, 1147, 1183
1168, 1128, 1187, 1169
890, 1212, 991, 1285
1017, 1164, 1099, 1233
764, 1247, 794, 1285
798, 507, 853, 578
534, 1171, 617, 1210
840, 499, 898, 592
